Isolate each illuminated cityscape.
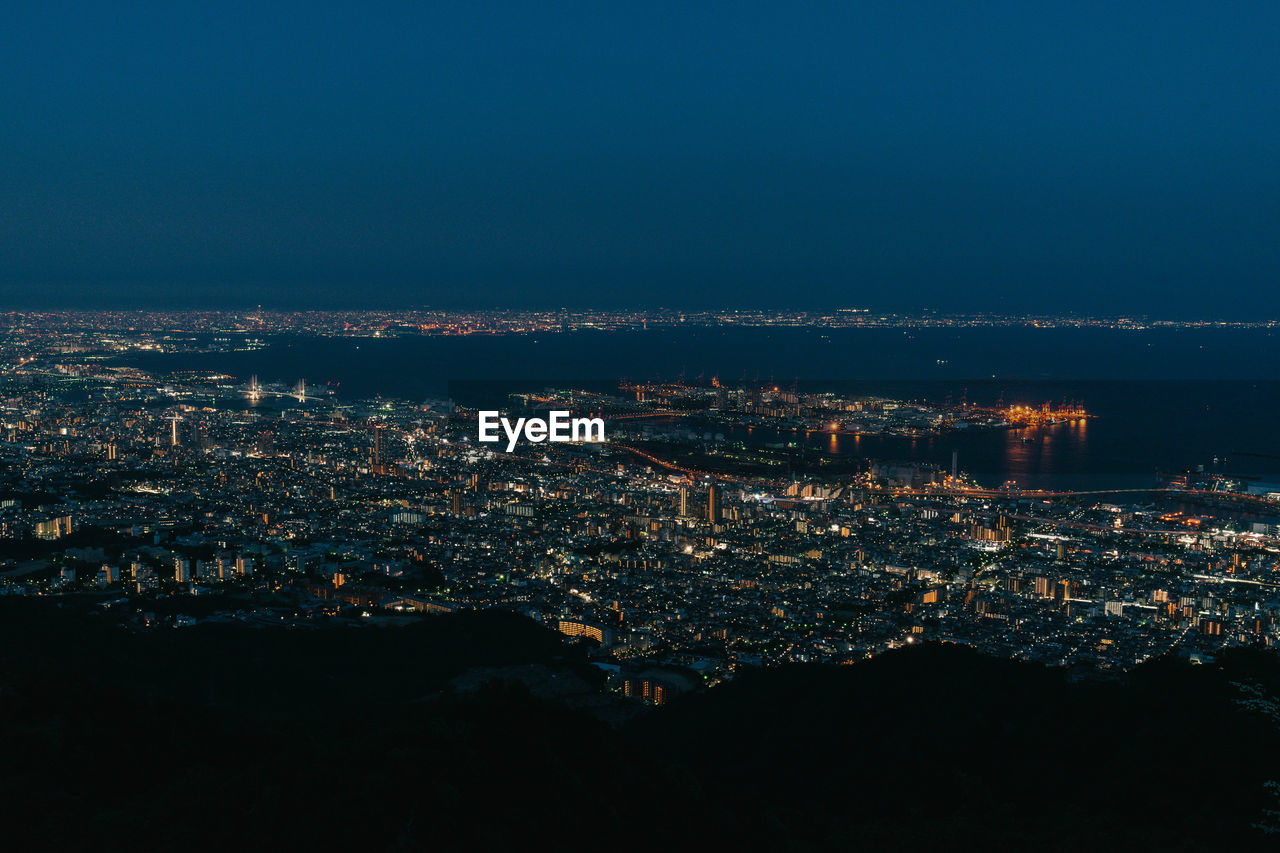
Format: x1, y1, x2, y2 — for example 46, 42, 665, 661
5, 316, 1280, 848
3, 314, 1276, 680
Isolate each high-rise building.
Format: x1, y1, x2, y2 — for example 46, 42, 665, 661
678, 486, 691, 518
707, 484, 720, 523
35, 515, 72, 540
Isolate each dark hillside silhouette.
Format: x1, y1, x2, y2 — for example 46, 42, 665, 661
1, 600, 1276, 851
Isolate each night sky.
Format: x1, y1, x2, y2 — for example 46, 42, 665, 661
2, 2, 1277, 315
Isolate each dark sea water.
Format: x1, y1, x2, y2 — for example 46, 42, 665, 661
119, 326, 1280, 491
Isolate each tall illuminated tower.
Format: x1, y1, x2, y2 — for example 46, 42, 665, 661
166, 414, 182, 446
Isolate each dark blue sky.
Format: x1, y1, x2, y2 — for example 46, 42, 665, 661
1, 2, 1277, 314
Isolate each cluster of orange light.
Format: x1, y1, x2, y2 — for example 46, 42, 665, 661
1002, 403, 1089, 426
